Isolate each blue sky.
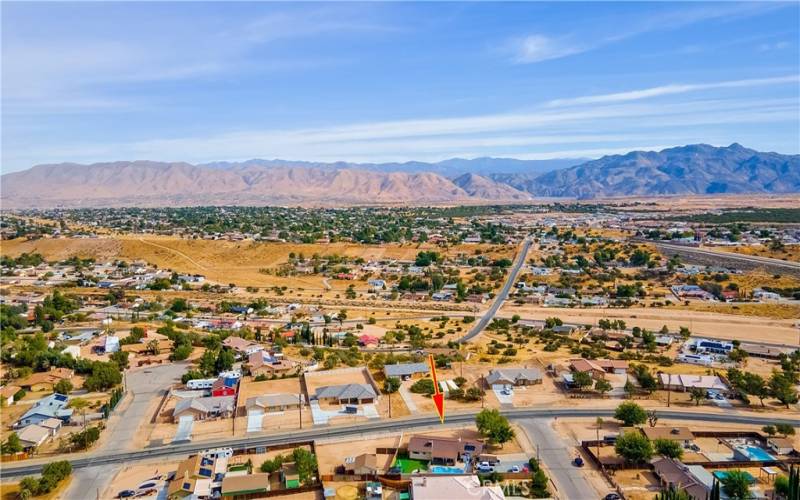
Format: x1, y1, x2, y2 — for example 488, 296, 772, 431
2, 1, 799, 172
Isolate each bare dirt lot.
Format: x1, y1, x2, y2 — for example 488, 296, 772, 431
500, 303, 800, 345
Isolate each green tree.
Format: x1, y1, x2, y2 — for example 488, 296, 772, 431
54, 379, 73, 395
409, 378, 435, 395
572, 371, 593, 391
109, 350, 129, 369
775, 423, 796, 437
69, 397, 91, 428
1, 433, 22, 454
655, 485, 691, 500
653, 439, 683, 459
762, 425, 777, 437
614, 431, 653, 465
215, 348, 235, 373
614, 401, 647, 426
292, 447, 318, 485
475, 408, 515, 448
689, 387, 706, 406
594, 379, 613, 396
721, 469, 751, 500
770, 372, 799, 408
260, 455, 285, 473
383, 376, 401, 394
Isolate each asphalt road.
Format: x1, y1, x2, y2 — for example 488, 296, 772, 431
4, 407, 797, 478
518, 418, 596, 500
102, 362, 189, 453
645, 240, 800, 276
458, 238, 533, 343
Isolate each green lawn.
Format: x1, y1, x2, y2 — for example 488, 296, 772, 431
393, 454, 429, 474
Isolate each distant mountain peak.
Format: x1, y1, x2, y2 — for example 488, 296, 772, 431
1, 144, 796, 208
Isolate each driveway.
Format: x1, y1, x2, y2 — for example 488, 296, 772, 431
102, 362, 189, 452
398, 383, 419, 414
517, 418, 598, 500
492, 384, 515, 406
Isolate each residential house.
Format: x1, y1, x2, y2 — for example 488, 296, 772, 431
104, 335, 120, 354
552, 325, 577, 335
211, 377, 237, 397
167, 453, 227, 499
247, 351, 298, 378
650, 458, 710, 500
767, 437, 796, 455
18, 368, 74, 392
641, 427, 695, 447
1, 385, 21, 406
314, 384, 377, 405
344, 453, 380, 475
485, 368, 542, 386
358, 335, 380, 347
245, 394, 304, 414
383, 362, 430, 380
407, 435, 484, 465
410, 475, 505, 500
569, 359, 628, 379
220, 473, 270, 499
691, 339, 734, 355
15, 424, 51, 450
15, 393, 72, 428
658, 374, 729, 393
222, 337, 262, 358
173, 396, 236, 422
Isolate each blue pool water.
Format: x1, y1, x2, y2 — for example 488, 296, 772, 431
430, 466, 464, 474
743, 446, 775, 461
713, 470, 756, 483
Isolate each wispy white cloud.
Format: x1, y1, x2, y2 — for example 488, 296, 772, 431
10, 93, 795, 169
510, 35, 585, 64
507, 2, 788, 64
545, 75, 800, 107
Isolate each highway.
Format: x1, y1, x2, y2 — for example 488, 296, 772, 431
3, 407, 797, 478
458, 238, 533, 343
645, 240, 800, 276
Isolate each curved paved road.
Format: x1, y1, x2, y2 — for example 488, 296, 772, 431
458, 238, 532, 343
3, 407, 796, 478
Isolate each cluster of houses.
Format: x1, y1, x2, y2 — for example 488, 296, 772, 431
8, 393, 72, 451
166, 448, 306, 499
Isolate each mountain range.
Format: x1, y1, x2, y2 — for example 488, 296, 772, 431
2, 144, 797, 208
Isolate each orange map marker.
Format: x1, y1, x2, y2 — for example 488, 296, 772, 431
428, 353, 445, 423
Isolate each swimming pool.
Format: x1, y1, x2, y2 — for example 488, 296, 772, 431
735, 446, 775, 461
429, 466, 464, 474
713, 470, 756, 484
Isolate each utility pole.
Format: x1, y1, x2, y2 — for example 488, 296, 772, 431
299, 395, 303, 430
388, 392, 392, 419
481, 375, 485, 408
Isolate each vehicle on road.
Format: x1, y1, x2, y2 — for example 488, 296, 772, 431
604, 493, 621, 500
117, 491, 135, 498
509, 465, 521, 473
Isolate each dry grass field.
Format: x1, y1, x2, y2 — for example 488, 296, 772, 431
715, 244, 800, 262
1, 236, 515, 288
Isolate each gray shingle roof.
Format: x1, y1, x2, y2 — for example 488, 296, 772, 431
485, 368, 542, 386
174, 395, 235, 415
384, 362, 430, 378
314, 383, 377, 401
